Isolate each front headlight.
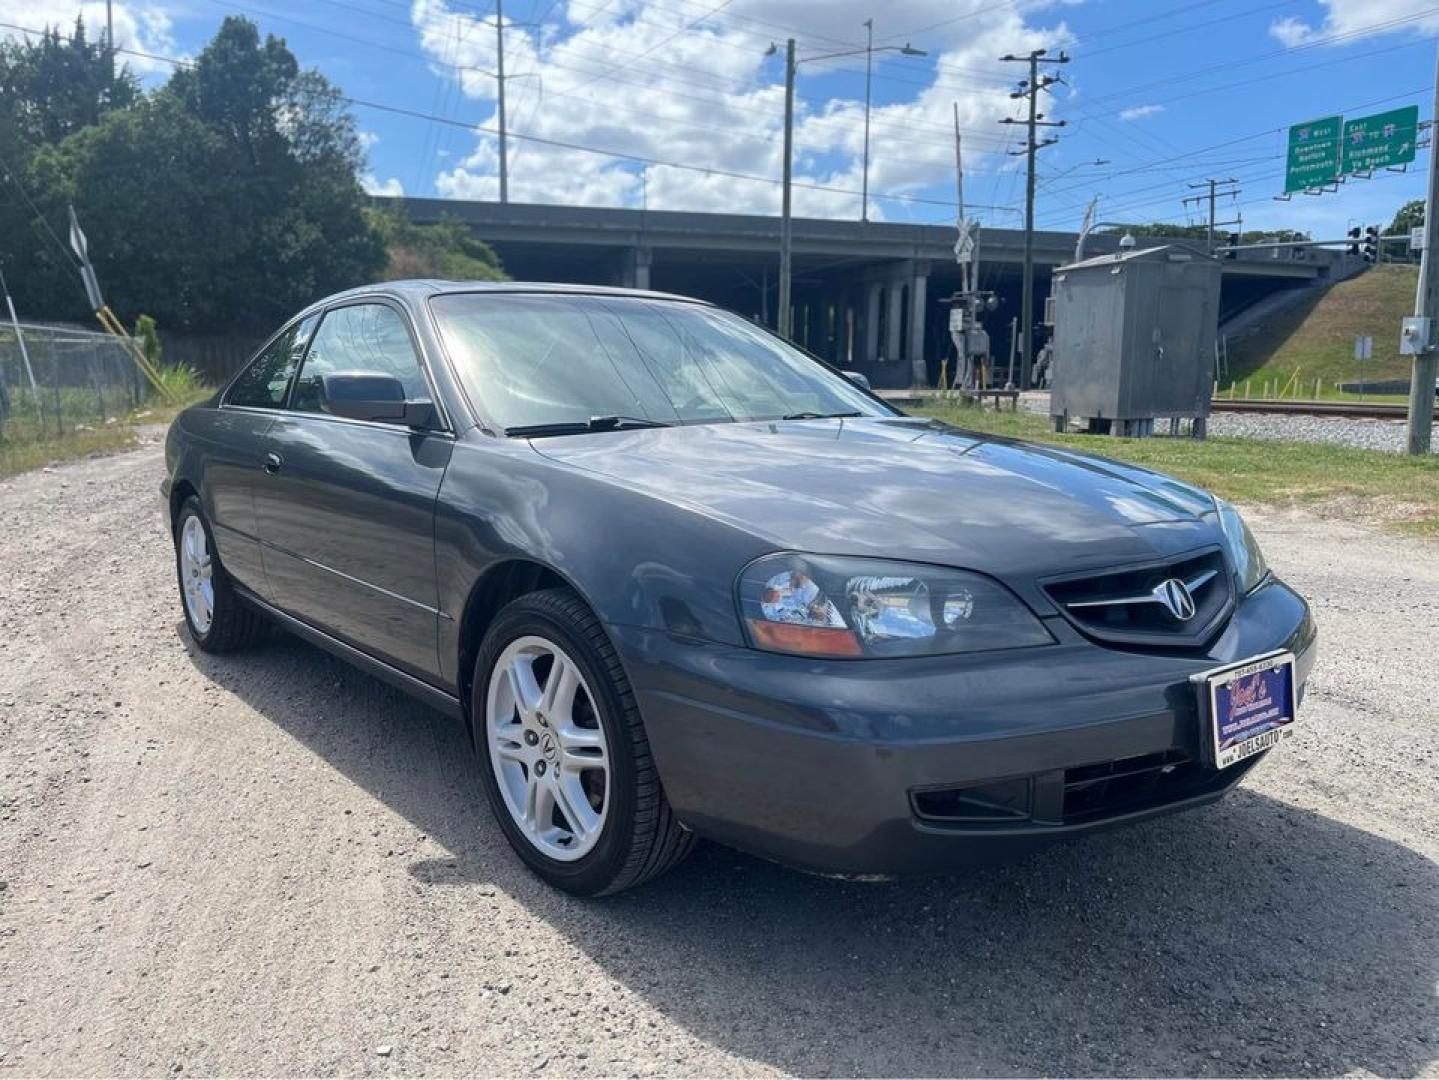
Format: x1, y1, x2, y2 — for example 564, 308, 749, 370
1214, 499, 1269, 594
738, 553, 1053, 659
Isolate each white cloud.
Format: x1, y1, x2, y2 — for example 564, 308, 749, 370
1268, 0, 1439, 47
358, 130, 382, 151
0, 1, 179, 76
1118, 103, 1162, 122
410, 0, 1075, 220
362, 174, 405, 197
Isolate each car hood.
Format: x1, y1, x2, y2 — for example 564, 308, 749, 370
532, 416, 1221, 579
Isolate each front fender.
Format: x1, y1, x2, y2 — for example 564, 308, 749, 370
433, 435, 769, 688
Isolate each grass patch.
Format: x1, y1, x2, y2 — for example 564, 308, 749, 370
1226, 263, 1417, 397
0, 424, 143, 478
914, 398, 1439, 531
0, 384, 209, 480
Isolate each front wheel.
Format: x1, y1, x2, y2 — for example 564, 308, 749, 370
174, 496, 267, 653
473, 588, 693, 895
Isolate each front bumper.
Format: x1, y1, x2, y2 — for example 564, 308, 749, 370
611, 577, 1316, 875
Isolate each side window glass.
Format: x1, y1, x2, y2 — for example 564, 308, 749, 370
226, 315, 318, 408
290, 303, 427, 414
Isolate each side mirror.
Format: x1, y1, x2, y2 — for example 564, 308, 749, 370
842, 370, 872, 391
320, 371, 437, 429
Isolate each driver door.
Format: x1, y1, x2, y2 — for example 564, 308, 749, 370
254, 299, 453, 682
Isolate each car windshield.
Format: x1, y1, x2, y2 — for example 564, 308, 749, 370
429, 293, 891, 433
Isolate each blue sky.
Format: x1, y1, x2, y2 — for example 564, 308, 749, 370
10, 0, 1438, 237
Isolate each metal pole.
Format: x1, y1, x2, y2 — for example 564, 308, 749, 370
0, 270, 40, 415
105, 0, 115, 85
1207, 179, 1216, 254
496, 0, 509, 203
778, 37, 795, 339
861, 19, 873, 223
1407, 41, 1439, 454
1020, 52, 1038, 391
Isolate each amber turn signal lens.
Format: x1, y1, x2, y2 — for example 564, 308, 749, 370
747, 620, 863, 657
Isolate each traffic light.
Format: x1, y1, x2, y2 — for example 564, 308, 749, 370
1363, 225, 1379, 263
1223, 232, 1238, 259
1347, 226, 1362, 256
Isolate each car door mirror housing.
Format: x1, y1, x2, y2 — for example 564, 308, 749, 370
320, 371, 439, 430
842, 370, 872, 390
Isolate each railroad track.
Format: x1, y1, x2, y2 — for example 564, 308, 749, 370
1209, 398, 1435, 420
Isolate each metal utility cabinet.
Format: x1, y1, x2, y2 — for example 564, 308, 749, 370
1048, 245, 1220, 437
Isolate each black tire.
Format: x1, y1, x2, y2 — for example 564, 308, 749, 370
472, 588, 694, 896
174, 496, 267, 653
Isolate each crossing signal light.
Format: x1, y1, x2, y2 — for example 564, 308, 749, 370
1363, 225, 1379, 263
1347, 226, 1362, 256
1224, 232, 1238, 259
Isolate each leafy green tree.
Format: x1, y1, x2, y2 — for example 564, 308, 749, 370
366, 208, 507, 282
1390, 199, 1424, 236
5, 16, 386, 332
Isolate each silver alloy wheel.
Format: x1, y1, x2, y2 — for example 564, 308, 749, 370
179, 514, 215, 634
485, 635, 610, 861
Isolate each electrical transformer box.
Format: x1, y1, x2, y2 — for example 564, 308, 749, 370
1049, 245, 1220, 435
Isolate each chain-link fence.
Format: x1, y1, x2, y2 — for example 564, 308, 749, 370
0, 322, 147, 442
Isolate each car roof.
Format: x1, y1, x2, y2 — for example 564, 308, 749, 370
318, 279, 710, 307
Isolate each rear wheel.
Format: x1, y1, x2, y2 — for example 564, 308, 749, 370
174, 496, 267, 653
473, 588, 693, 895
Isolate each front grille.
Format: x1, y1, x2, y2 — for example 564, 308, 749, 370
1043, 548, 1233, 646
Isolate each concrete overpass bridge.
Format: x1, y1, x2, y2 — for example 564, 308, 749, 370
390, 197, 1345, 389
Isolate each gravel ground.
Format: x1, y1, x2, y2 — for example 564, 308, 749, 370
1017, 391, 1434, 453
1204, 412, 1424, 453
1, 433, 1437, 1077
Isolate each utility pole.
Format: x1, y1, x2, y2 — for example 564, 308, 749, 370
496, 0, 509, 203
1000, 47, 1068, 389
771, 34, 923, 338
778, 37, 796, 338
1405, 42, 1439, 454
861, 19, 873, 223
105, 0, 115, 87
1182, 177, 1241, 253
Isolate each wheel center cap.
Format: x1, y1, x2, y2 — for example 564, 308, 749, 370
539, 731, 559, 764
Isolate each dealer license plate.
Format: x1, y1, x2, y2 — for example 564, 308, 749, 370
1194, 652, 1298, 770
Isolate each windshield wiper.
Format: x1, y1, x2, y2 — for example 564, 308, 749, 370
781, 410, 863, 421
505, 415, 673, 438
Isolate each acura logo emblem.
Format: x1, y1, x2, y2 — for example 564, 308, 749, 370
1153, 578, 1197, 621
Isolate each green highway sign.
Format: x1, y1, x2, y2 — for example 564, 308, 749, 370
1342, 105, 1420, 174
1285, 115, 1342, 193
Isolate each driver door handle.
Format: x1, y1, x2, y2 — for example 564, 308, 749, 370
263, 452, 283, 475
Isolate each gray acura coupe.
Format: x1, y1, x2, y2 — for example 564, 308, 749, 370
163, 281, 1315, 895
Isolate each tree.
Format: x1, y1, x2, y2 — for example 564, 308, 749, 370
366, 207, 507, 282
3, 17, 386, 333
1390, 199, 1424, 236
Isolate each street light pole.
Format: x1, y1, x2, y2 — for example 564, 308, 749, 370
496, 0, 509, 203
779, 37, 796, 339
861, 18, 873, 223
773, 33, 925, 339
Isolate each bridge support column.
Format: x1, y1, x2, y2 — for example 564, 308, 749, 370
620, 246, 652, 290
908, 261, 929, 388
884, 281, 904, 365
861, 284, 881, 366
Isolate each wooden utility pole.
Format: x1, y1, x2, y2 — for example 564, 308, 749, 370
1000, 48, 1068, 389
